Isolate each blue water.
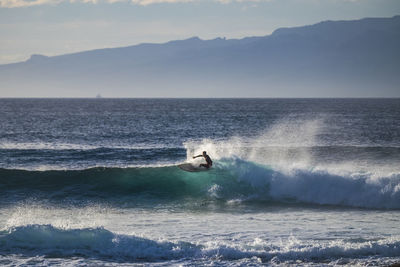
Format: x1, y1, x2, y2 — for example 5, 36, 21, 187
0, 98, 399, 266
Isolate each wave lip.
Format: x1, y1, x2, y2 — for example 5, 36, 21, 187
0, 146, 186, 170
1, 225, 400, 264
0, 141, 180, 151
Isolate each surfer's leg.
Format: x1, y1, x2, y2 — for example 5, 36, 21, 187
199, 163, 210, 168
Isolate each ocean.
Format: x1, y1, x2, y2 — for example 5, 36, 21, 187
0, 98, 399, 266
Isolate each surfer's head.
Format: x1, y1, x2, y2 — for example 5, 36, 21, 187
203, 151, 207, 156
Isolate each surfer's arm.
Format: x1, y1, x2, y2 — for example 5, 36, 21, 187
193, 154, 203, 159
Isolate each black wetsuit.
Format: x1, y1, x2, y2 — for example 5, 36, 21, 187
200, 155, 213, 168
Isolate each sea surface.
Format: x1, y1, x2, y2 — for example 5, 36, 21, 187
0, 98, 399, 266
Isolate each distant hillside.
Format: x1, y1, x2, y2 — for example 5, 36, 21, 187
1, 16, 399, 97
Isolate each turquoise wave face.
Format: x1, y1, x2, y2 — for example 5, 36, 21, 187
0, 160, 269, 208
1, 158, 399, 210
0, 166, 212, 204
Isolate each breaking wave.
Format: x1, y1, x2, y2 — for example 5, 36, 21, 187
1, 156, 399, 209
1, 224, 399, 264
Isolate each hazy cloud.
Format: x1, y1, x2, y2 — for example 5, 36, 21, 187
0, 0, 60, 8
70, 0, 99, 3
1, 0, 272, 7
217, 0, 269, 3
131, 0, 193, 5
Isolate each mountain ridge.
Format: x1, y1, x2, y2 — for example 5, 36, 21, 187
1, 16, 399, 97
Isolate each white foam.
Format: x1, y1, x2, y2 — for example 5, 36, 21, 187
214, 157, 400, 209
1, 224, 399, 264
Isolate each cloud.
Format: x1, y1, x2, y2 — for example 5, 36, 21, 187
0, 0, 101, 7
0, 0, 269, 7
131, 0, 192, 5
1, 0, 358, 8
70, 0, 99, 3
0, 0, 60, 8
217, 0, 265, 3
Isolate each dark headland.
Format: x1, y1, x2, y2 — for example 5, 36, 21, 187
1, 16, 399, 98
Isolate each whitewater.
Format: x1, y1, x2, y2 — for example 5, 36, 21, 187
0, 98, 399, 266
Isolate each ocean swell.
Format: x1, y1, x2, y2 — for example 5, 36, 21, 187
0, 158, 399, 209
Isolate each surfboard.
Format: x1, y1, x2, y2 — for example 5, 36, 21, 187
178, 163, 209, 172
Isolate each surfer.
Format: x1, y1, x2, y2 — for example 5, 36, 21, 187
193, 151, 213, 169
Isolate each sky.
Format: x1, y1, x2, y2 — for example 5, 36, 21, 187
0, 0, 400, 65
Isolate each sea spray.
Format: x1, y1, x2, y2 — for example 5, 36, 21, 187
184, 118, 324, 172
